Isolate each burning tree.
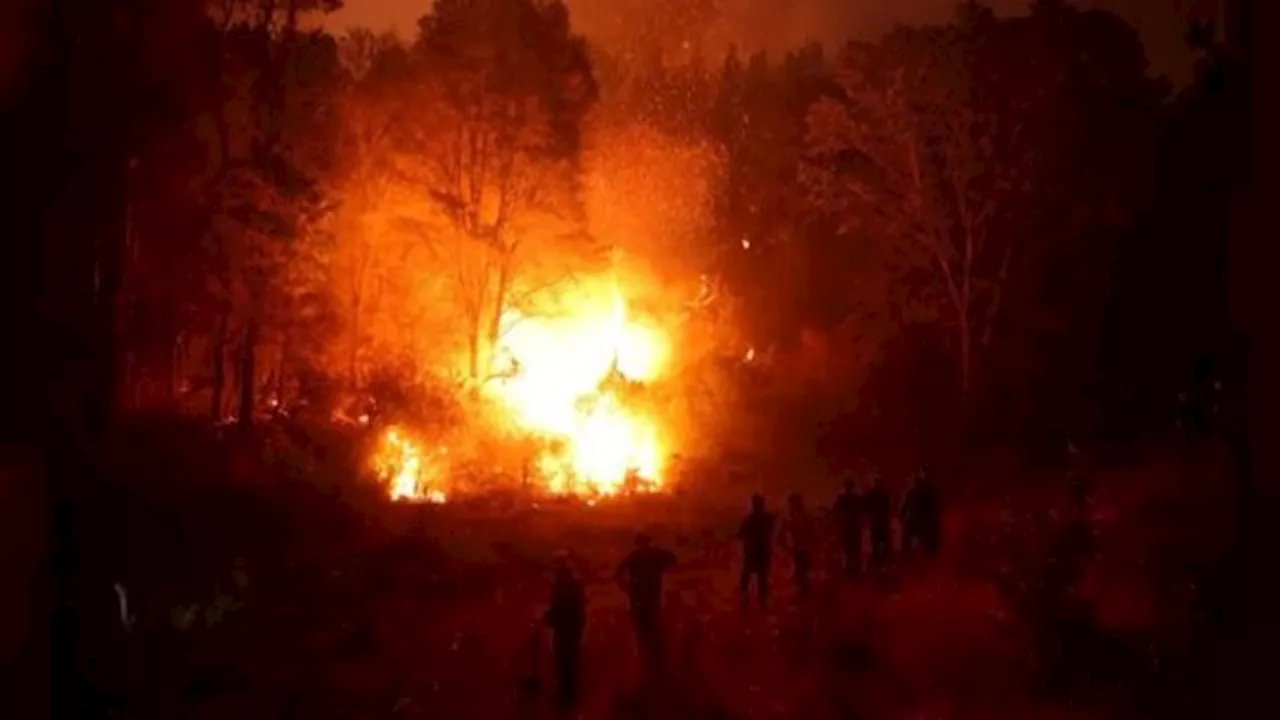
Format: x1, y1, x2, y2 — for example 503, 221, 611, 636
403, 0, 600, 381
338, 2, 685, 500
329, 29, 414, 387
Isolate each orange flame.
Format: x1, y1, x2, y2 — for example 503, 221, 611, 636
488, 287, 668, 496
373, 427, 447, 503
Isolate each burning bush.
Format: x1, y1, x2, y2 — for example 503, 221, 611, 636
363, 283, 686, 502
370, 426, 449, 504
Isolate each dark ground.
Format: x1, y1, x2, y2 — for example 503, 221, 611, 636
65, 419, 1233, 719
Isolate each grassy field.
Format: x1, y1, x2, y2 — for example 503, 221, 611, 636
66, 420, 1233, 719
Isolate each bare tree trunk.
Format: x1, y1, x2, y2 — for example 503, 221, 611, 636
238, 315, 259, 429
211, 314, 227, 422
485, 255, 513, 376
959, 314, 972, 397
467, 324, 481, 380
349, 293, 361, 386
275, 333, 288, 416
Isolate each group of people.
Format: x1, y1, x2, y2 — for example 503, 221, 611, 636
737, 468, 943, 608
538, 469, 944, 708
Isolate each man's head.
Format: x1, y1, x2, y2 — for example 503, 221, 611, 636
751, 493, 766, 512
788, 492, 804, 510
842, 477, 856, 493
634, 532, 652, 548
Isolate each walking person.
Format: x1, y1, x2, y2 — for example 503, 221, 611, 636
779, 493, 816, 599
900, 468, 942, 557
833, 478, 863, 578
900, 470, 924, 556
736, 494, 777, 608
615, 533, 677, 679
544, 552, 586, 709
864, 476, 892, 569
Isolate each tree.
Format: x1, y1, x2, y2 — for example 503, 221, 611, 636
117, 1, 224, 411
329, 29, 411, 386
712, 45, 849, 349
804, 19, 1030, 399
406, 0, 598, 380
200, 1, 344, 425
805, 3, 1164, 438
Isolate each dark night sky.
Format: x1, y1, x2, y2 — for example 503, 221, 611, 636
324, 1, 1222, 85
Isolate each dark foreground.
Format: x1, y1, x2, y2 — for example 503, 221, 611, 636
65, 422, 1233, 719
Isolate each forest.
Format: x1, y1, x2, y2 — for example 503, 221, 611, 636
104, 0, 1233, 475
5, 0, 1249, 717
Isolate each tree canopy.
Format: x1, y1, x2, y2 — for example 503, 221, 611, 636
101, 0, 1191, 453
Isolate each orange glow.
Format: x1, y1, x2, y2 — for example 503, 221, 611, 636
368, 283, 673, 502
487, 285, 669, 496
372, 427, 447, 503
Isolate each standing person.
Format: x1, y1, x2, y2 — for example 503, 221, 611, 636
833, 478, 863, 578
544, 552, 586, 709
736, 494, 777, 609
779, 493, 816, 599
900, 470, 924, 556
864, 476, 892, 568
901, 468, 942, 557
615, 534, 677, 678
917, 469, 943, 556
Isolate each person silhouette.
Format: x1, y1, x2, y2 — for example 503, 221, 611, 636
615, 533, 676, 677
544, 551, 585, 708
780, 492, 816, 598
736, 494, 777, 608
833, 477, 863, 577
864, 477, 892, 568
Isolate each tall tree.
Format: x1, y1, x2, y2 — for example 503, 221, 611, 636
804, 16, 1034, 400
329, 29, 407, 386
116, 2, 223, 411
805, 2, 1163, 435
407, 0, 598, 380
200, 1, 344, 424
712, 45, 847, 349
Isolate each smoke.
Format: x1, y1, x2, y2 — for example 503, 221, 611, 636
564, 0, 1028, 58
326, 1, 1026, 52
325, 1, 1194, 82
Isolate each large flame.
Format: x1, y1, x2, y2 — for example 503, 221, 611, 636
370, 287, 669, 501
488, 288, 668, 496
373, 427, 447, 504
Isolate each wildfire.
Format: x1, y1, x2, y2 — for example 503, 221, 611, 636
489, 288, 668, 496
373, 427, 447, 504
368, 287, 671, 502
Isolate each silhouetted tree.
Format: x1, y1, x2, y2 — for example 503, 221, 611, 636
199, 1, 343, 424
406, 0, 599, 380
802, 3, 1163, 442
